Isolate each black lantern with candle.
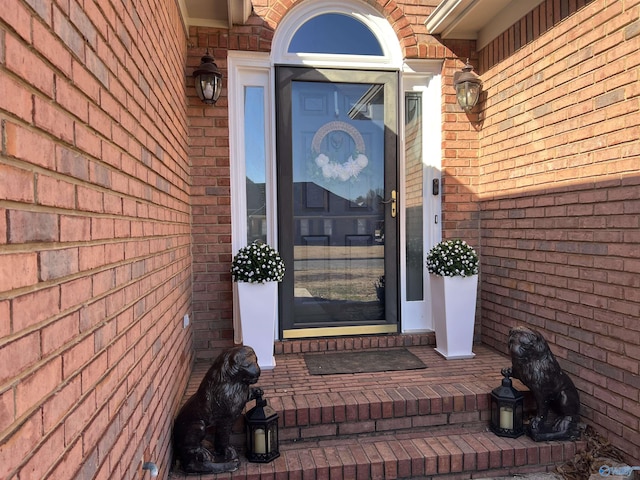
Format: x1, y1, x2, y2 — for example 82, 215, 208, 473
193, 50, 222, 105
490, 370, 524, 438
245, 388, 280, 463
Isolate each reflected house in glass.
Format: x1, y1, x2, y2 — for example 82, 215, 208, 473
246, 179, 267, 243
246, 179, 384, 247
293, 182, 383, 247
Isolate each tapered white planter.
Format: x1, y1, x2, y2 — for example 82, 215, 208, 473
237, 281, 278, 370
430, 274, 478, 360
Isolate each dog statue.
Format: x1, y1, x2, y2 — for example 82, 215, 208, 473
173, 345, 261, 474
502, 326, 580, 441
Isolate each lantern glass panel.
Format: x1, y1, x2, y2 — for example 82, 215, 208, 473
515, 402, 524, 431
456, 82, 480, 111
267, 423, 278, 453
491, 398, 499, 429
196, 75, 221, 104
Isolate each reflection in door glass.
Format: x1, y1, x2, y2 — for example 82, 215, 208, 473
291, 81, 386, 326
405, 92, 424, 301
244, 86, 267, 244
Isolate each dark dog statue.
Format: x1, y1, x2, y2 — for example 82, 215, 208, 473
502, 326, 580, 441
173, 345, 261, 474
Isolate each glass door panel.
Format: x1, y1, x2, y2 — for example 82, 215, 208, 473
277, 67, 398, 337
404, 92, 424, 301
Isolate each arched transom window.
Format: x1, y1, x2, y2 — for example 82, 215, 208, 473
288, 13, 383, 56
271, 0, 403, 69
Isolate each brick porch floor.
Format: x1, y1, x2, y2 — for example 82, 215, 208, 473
170, 334, 585, 479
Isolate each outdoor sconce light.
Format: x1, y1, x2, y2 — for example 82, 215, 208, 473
193, 50, 222, 104
245, 388, 280, 463
453, 59, 482, 111
490, 370, 524, 438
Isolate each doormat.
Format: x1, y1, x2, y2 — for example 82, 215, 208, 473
304, 348, 426, 375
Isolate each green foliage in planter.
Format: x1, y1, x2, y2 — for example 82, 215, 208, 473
426, 239, 479, 277
231, 241, 285, 283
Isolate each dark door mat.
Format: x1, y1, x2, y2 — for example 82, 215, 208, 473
304, 348, 427, 375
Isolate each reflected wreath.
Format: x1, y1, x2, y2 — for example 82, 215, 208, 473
311, 121, 368, 181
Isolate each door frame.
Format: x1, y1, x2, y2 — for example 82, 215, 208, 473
228, 54, 444, 340
399, 62, 444, 333
275, 66, 399, 338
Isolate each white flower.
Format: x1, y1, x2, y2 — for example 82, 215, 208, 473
314, 151, 369, 182
337, 167, 351, 182
231, 241, 286, 283
315, 153, 329, 167
354, 153, 368, 168
426, 239, 479, 277
322, 163, 337, 179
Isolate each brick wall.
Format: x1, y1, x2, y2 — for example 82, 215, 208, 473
440, 50, 482, 249
187, 19, 273, 361
479, 0, 596, 72
478, 0, 640, 463
1, 1, 192, 478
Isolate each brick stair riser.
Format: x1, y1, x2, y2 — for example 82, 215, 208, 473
274, 333, 436, 355
268, 390, 535, 444
273, 390, 493, 424
229, 415, 487, 449
172, 433, 584, 480
279, 412, 489, 443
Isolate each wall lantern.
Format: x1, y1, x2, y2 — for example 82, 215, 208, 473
453, 59, 482, 111
245, 388, 280, 463
490, 371, 524, 438
193, 50, 222, 104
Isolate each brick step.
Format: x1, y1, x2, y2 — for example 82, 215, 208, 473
225, 371, 510, 453
271, 379, 500, 443
177, 341, 565, 479
274, 332, 436, 355
266, 339, 533, 443
170, 427, 584, 479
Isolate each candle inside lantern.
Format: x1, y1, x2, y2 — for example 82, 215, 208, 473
203, 82, 214, 99
253, 427, 266, 454
499, 406, 513, 429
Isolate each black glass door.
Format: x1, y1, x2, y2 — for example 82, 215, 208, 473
276, 67, 398, 338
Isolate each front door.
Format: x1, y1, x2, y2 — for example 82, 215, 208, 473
276, 67, 398, 338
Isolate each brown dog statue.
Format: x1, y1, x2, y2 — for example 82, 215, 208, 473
173, 345, 261, 474
502, 326, 581, 441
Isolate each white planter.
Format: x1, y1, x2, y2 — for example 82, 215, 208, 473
237, 281, 278, 370
430, 274, 478, 360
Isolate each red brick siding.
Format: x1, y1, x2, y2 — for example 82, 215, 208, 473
440, 51, 482, 247
1, 1, 192, 478
478, 0, 640, 463
479, 0, 596, 72
188, 28, 237, 361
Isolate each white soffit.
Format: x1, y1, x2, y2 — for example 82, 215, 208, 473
178, 0, 252, 29
425, 0, 545, 50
